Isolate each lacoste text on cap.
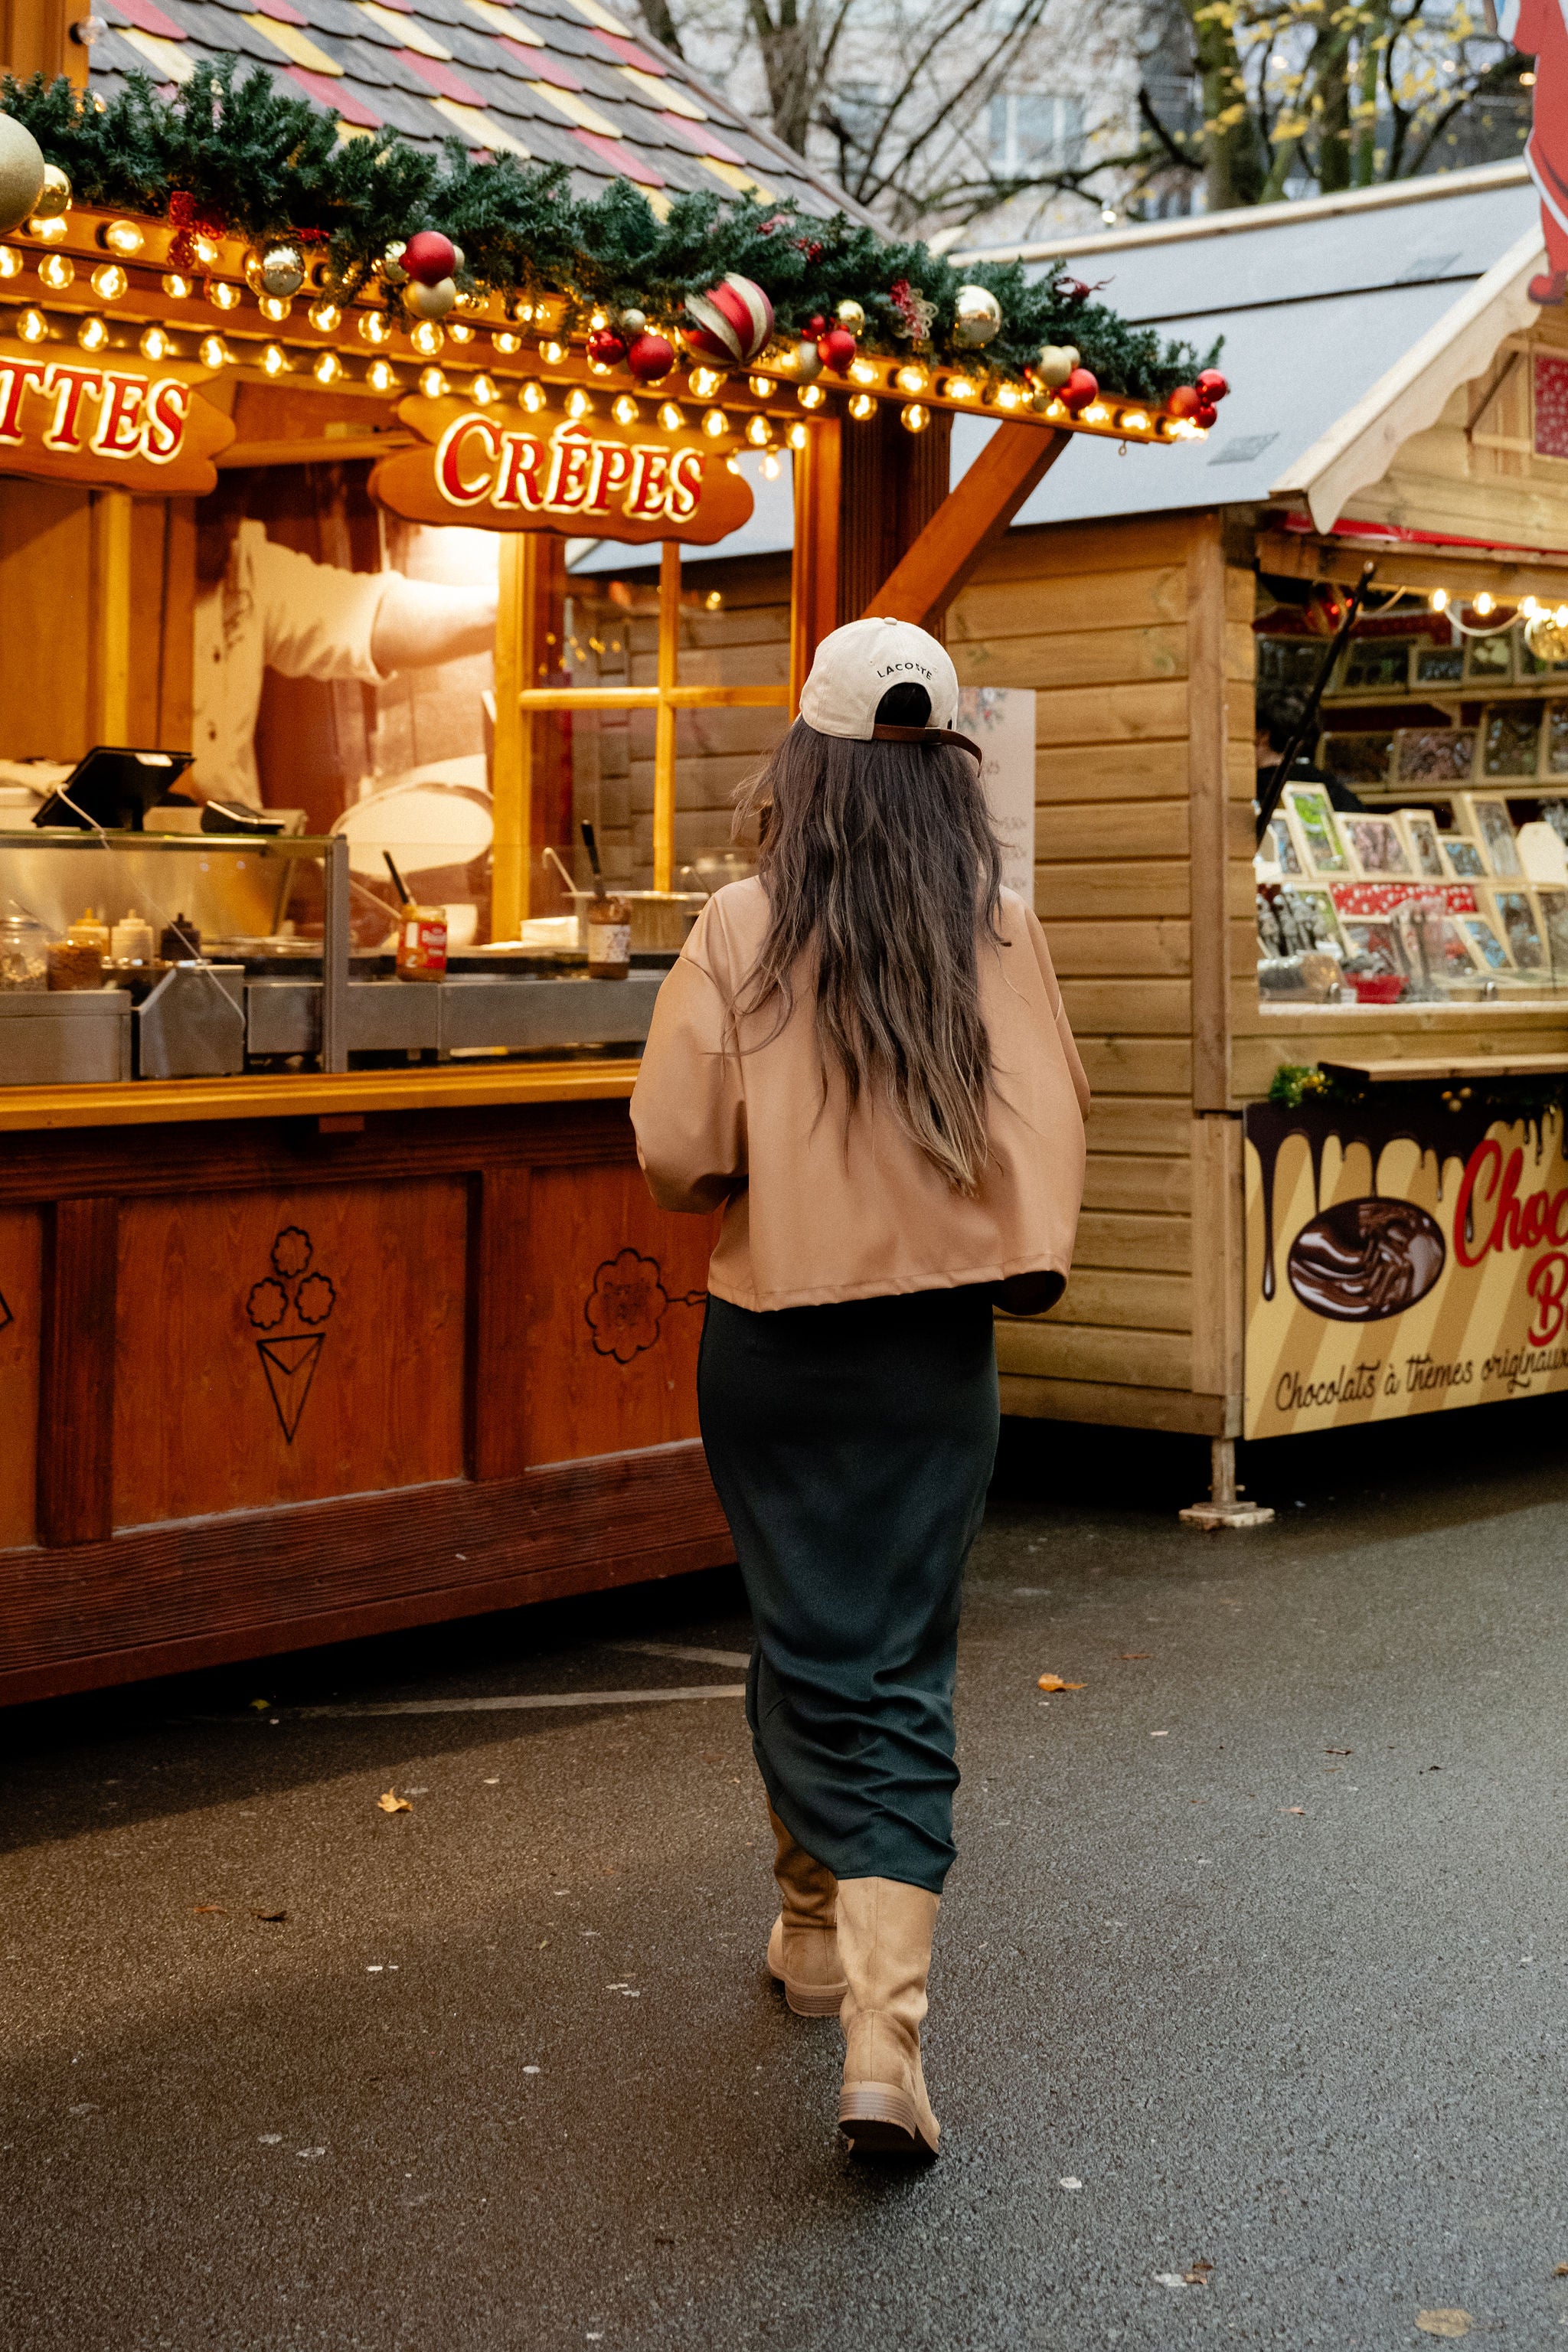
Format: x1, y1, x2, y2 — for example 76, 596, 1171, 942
798, 616, 960, 742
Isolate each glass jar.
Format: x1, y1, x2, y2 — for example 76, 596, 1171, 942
0, 910, 48, 991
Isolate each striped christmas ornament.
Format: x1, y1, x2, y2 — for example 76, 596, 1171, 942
683, 273, 775, 365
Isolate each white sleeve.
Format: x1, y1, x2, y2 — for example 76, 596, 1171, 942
250, 532, 391, 684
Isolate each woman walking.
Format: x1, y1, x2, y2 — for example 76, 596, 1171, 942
631, 616, 1089, 2158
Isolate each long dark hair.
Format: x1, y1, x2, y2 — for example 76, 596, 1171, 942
732, 682, 1004, 1194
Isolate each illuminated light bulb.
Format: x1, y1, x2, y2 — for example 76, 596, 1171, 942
76, 314, 108, 352
657, 400, 684, 432
26, 214, 67, 243
102, 219, 144, 257
38, 251, 74, 290
848, 392, 875, 420
745, 413, 773, 446
796, 381, 825, 410
688, 366, 725, 397
540, 338, 566, 364
90, 263, 126, 300
367, 358, 398, 392
1119, 410, 1150, 433
418, 364, 448, 399
705, 589, 723, 610
471, 373, 498, 405
198, 334, 230, 368
1082, 402, 1110, 425
1521, 596, 1540, 616
516, 302, 534, 323
447, 321, 474, 345
0, 247, 19, 279
162, 271, 192, 299
900, 401, 930, 434
725, 452, 742, 474
314, 349, 342, 386
16, 308, 46, 343
942, 375, 975, 401
894, 363, 927, 395
1475, 590, 1494, 616
565, 386, 593, 419
701, 405, 727, 438
748, 372, 771, 397
308, 299, 340, 332
590, 308, 608, 330
410, 319, 445, 358
612, 393, 639, 426
1557, 604, 1568, 628
787, 420, 807, 450
992, 383, 1021, 411
139, 324, 172, 361
760, 449, 782, 480
1429, 587, 1449, 613
520, 380, 546, 413
848, 359, 877, 386
358, 311, 390, 345
262, 341, 289, 378
207, 279, 241, 311
493, 329, 521, 354
259, 295, 292, 323
191, 236, 218, 267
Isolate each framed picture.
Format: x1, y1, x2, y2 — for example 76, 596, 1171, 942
1283, 782, 1351, 877
1456, 791, 1524, 877
1457, 911, 1513, 972
1260, 812, 1303, 877
1439, 833, 1489, 880
1433, 916, 1485, 982
1537, 884, 1568, 978
1340, 812, 1413, 879
1270, 886, 1344, 959
1340, 917, 1406, 975
1481, 884, 1548, 973
1397, 808, 1448, 881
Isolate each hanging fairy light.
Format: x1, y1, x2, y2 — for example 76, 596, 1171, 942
612, 394, 639, 426
139, 325, 172, 361
796, 383, 825, 410
309, 299, 341, 332
900, 402, 930, 433
471, 373, 498, 405
493, 330, 521, 354
520, 381, 546, 413
38, 252, 74, 291
262, 342, 289, 378
313, 349, 342, 386
657, 400, 684, 432
359, 312, 390, 346
76, 315, 108, 352
207, 279, 241, 311
258, 295, 292, 324
701, 406, 727, 438
760, 450, 781, 479
566, 387, 593, 419
419, 364, 448, 398
787, 420, 807, 450
447, 321, 474, 345
0, 248, 21, 279
367, 358, 399, 393
162, 272, 192, 300
539, 338, 566, 364
16, 308, 45, 343
410, 320, 445, 358
848, 393, 875, 421
745, 414, 773, 446
198, 334, 231, 368
90, 263, 126, 300
747, 372, 772, 397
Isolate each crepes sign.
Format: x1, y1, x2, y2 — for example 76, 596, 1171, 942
0, 345, 234, 493
1244, 1093, 1568, 1438
369, 392, 754, 544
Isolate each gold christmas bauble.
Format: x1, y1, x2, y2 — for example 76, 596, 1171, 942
835, 298, 866, 334
31, 162, 71, 219
1031, 341, 1079, 390
1526, 610, 1568, 664
0, 118, 46, 237
952, 283, 1002, 348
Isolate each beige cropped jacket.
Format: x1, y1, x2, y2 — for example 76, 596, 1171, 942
630, 878, 1089, 1315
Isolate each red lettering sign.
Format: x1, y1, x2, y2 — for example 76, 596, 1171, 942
0, 352, 231, 490
1454, 1137, 1568, 1266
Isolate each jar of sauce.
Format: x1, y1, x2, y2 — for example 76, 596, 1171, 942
586, 893, 631, 981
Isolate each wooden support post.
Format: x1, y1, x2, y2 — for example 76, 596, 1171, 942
92, 485, 132, 744
653, 540, 680, 893
36, 1195, 118, 1547
789, 415, 841, 711
492, 534, 530, 939
1, 0, 84, 86
1187, 516, 1231, 1114
862, 422, 1067, 629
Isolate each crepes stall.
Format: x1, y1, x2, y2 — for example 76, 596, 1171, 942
0, 54, 1204, 1704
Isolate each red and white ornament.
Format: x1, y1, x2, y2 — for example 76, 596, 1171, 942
626, 328, 676, 384
684, 273, 774, 365
1060, 368, 1099, 415
403, 230, 459, 288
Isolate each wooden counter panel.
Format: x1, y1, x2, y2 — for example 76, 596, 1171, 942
112, 1177, 469, 1527
524, 1163, 716, 1467
0, 1207, 41, 1549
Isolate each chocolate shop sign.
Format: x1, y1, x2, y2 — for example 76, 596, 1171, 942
369, 392, 755, 544
0, 346, 234, 493
1244, 1095, 1568, 1439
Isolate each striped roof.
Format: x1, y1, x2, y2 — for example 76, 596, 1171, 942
87, 0, 865, 223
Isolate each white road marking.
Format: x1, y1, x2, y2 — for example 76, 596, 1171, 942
292, 1684, 746, 1719
611, 1639, 752, 1670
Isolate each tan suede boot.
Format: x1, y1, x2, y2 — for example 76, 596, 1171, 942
835, 1876, 941, 2158
764, 1802, 848, 2017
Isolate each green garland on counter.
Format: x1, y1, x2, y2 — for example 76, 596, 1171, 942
0, 61, 1219, 397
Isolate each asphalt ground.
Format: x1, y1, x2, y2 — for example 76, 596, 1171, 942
5, 1396, 1568, 2352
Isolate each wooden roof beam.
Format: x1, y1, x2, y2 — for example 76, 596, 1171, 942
860, 420, 1067, 629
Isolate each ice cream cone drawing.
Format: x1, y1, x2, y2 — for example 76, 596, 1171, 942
246, 1225, 338, 1442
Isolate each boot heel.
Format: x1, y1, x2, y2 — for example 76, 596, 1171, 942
784, 1978, 845, 2017
838, 2082, 938, 2158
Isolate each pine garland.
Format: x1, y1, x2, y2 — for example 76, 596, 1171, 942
1, 63, 1220, 397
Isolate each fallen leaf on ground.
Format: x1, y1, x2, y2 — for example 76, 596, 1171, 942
251, 1909, 287, 1923
249, 1699, 270, 1712
1416, 2314, 1472, 2339
1183, 2261, 1214, 2285
1284, 1806, 1306, 1815
191, 1904, 227, 1916
1556, 2263, 1568, 2276
1037, 1674, 1086, 1692
1154, 2273, 1189, 2292
377, 1789, 412, 1815
1119, 1652, 1150, 1661
1326, 1746, 1352, 1755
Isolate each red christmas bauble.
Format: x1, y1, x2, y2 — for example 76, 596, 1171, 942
1060, 368, 1099, 414
683, 272, 775, 364
818, 326, 857, 374
586, 327, 628, 368
1193, 400, 1218, 430
403, 230, 457, 289
1196, 368, 1229, 401
626, 329, 676, 384
1166, 384, 1200, 419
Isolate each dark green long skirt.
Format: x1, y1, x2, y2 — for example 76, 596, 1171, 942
697, 1285, 999, 1896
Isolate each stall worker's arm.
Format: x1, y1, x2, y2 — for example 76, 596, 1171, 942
250, 531, 497, 684
1021, 900, 1091, 1121
631, 907, 747, 1214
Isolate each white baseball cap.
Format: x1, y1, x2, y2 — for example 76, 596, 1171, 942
799, 616, 961, 741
